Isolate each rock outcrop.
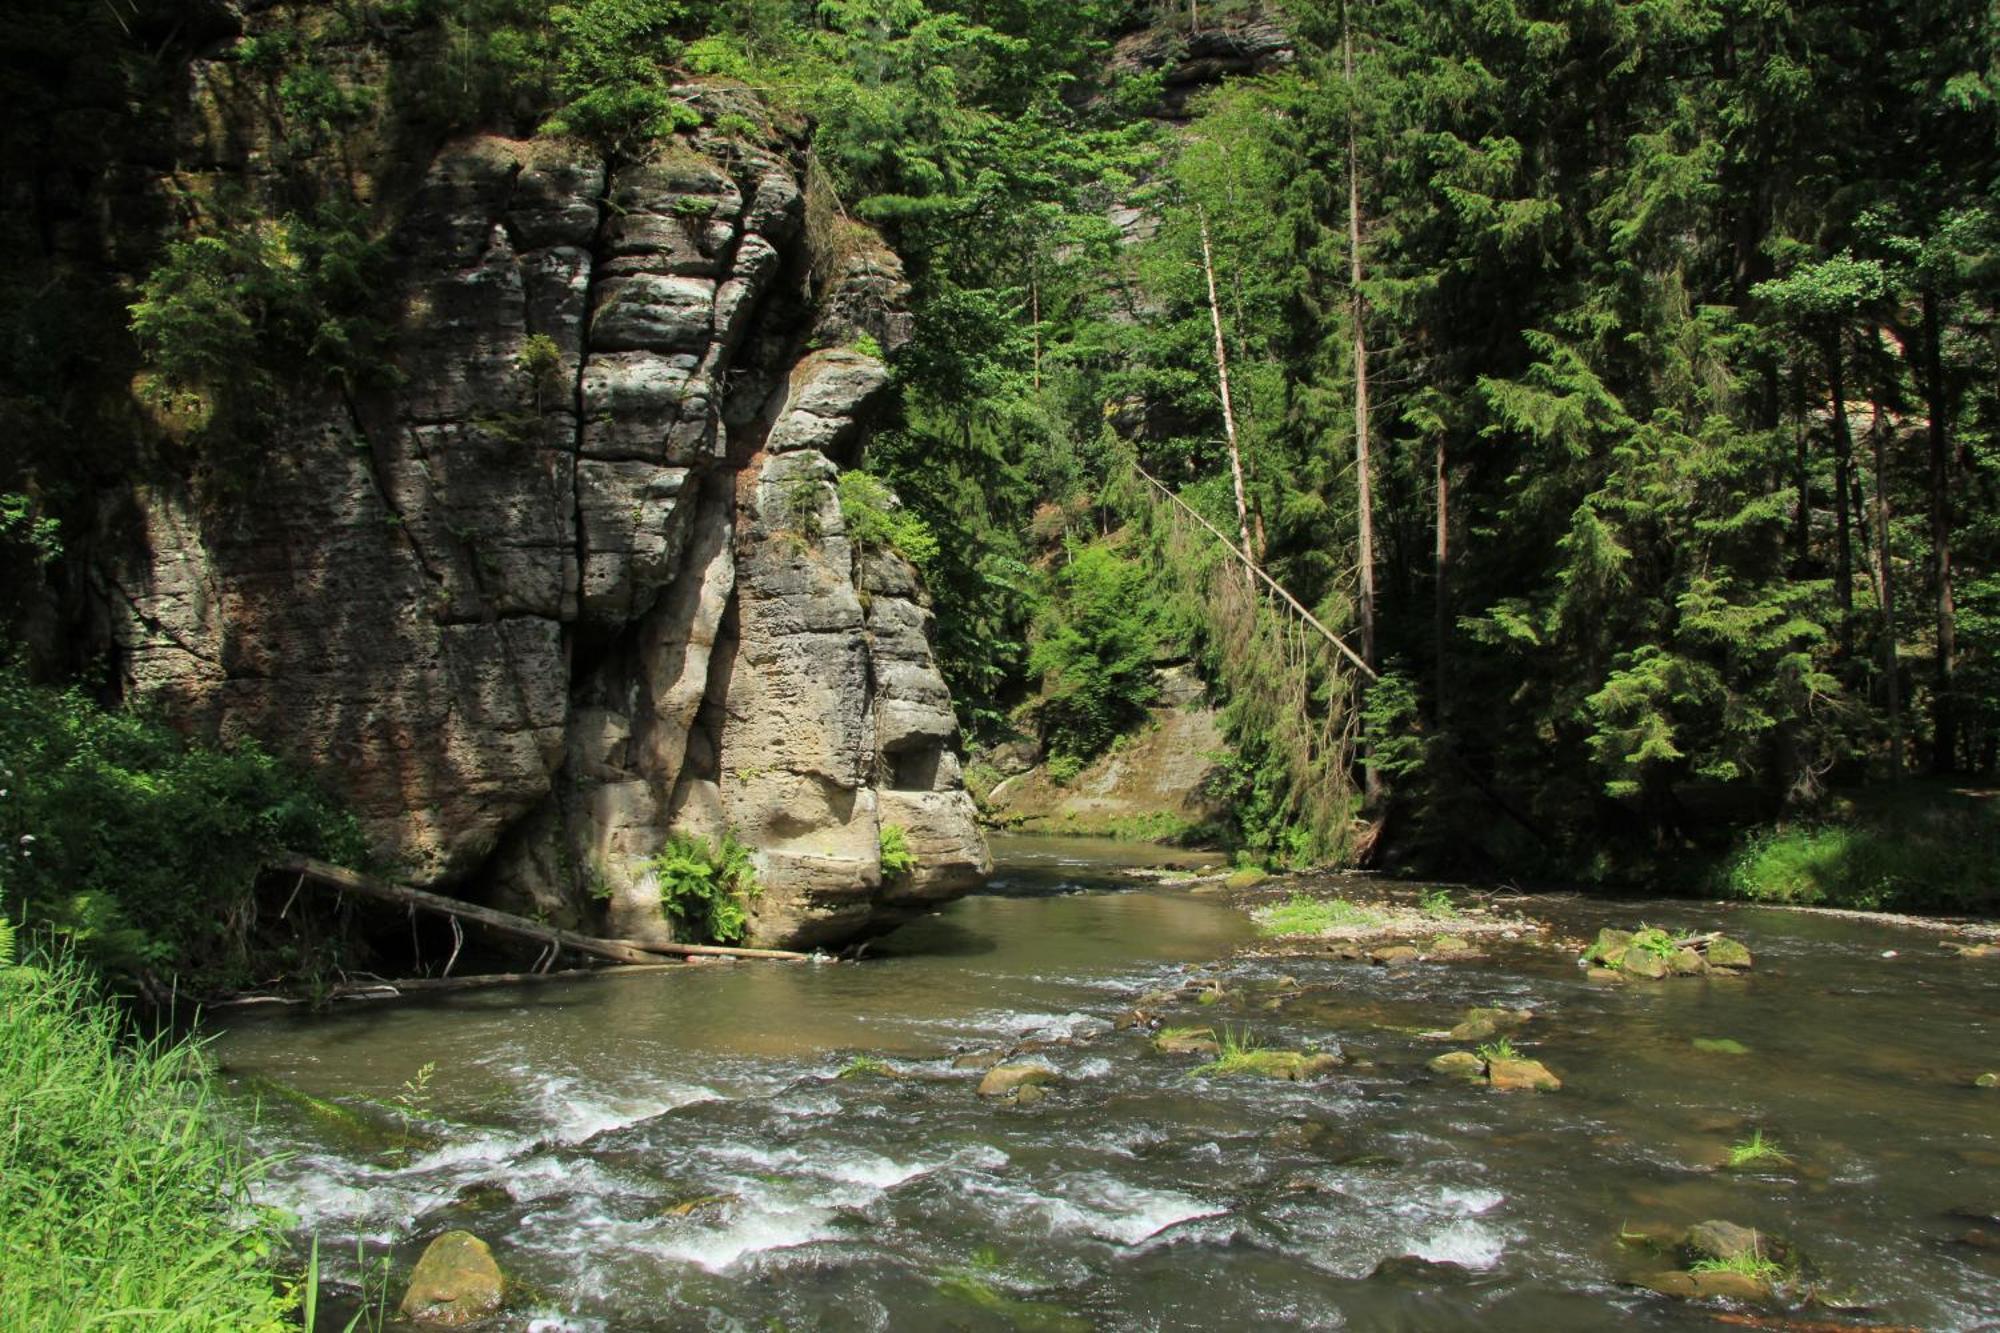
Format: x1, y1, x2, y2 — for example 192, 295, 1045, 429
103, 58, 988, 946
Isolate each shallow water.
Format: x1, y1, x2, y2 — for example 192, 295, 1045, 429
214, 835, 2000, 1330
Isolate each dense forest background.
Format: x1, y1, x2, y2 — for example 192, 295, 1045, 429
4, 0, 1998, 975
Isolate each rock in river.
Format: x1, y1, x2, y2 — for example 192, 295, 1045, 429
978, 1063, 1058, 1097
1427, 1051, 1487, 1080
1706, 936, 1753, 969
1684, 1219, 1764, 1264
399, 1230, 504, 1327
1486, 1057, 1562, 1092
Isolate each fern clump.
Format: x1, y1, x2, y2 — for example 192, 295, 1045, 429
648, 831, 761, 945
879, 824, 918, 880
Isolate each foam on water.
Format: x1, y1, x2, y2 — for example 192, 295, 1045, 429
1405, 1218, 1507, 1269
531, 1074, 722, 1143
970, 1173, 1225, 1246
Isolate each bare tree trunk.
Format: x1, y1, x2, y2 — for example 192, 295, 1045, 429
1199, 209, 1256, 570
1826, 324, 1855, 656
1434, 434, 1449, 722
1871, 406, 1901, 780
1345, 9, 1381, 801
1923, 288, 1957, 772
1791, 362, 1810, 573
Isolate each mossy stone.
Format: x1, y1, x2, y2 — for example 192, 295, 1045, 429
1621, 948, 1670, 980
399, 1230, 504, 1327
1428, 1050, 1486, 1080
1584, 927, 1633, 966
977, 1063, 1057, 1097
1706, 936, 1753, 969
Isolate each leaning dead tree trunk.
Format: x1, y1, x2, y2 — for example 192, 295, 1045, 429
1199, 208, 1257, 574
269, 858, 813, 968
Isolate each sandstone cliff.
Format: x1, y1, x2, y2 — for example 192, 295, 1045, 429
102, 65, 988, 946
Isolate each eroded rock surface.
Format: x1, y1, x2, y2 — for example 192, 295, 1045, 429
106, 81, 988, 946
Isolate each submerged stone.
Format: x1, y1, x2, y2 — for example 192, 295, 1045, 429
1974, 1071, 1999, 1088
1585, 966, 1627, 984
399, 1230, 504, 1327
660, 1192, 737, 1218
952, 1050, 1006, 1071
1154, 1028, 1221, 1057
1429, 935, 1475, 955
977, 1063, 1058, 1097
1447, 1007, 1532, 1041
1692, 1037, 1751, 1056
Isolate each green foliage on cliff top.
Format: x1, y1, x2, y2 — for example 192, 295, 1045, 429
0, 945, 295, 1331
839, 470, 939, 570
0, 667, 366, 989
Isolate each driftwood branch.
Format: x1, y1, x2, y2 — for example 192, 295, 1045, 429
268, 858, 814, 967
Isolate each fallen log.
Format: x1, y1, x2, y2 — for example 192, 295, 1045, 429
208, 963, 690, 1008
268, 857, 814, 967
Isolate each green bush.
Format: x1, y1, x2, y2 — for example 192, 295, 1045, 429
0, 944, 295, 1331
0, 667, 365, 988
648, 830, 761, 944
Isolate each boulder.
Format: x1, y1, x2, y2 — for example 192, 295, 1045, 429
1684, 1220, 1762, 1264
1486, 1058, 1561, 1092
1621, 948, 1670, 980
1428, 1051, 1487, 1080
398, 1230, 504, 1327
1371, 945, 1420, 967
1585, 966, 1627, 984
951, 1050, 1006, 1071
977, 1063, 1058, 1097
1447, 1007, 1532, 1041
1429, 935, 1475, 955
1584, 927, 1633, 967
1669, 947, 1708, 976
1705, 936, 1753, 969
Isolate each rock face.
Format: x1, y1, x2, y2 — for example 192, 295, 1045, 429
104, 79, 988, 946
979, 665, 1229, 841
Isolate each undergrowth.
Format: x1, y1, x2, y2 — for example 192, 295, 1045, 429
0, 940, 295, 1330
1721, 790, 2000, 912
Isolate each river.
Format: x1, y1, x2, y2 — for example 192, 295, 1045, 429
214, 834, 2000, 1330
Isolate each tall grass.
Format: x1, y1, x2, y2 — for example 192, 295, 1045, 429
0, 936, 295, 1331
